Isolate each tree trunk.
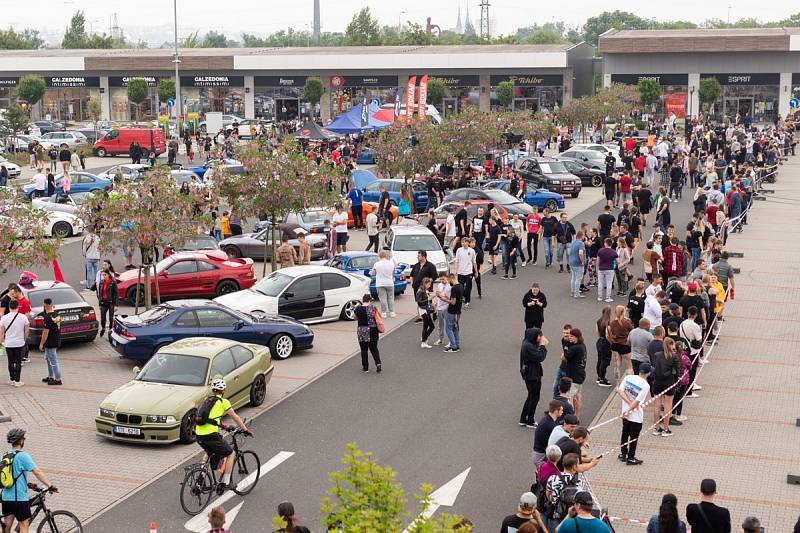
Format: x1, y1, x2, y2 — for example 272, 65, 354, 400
270, 214, 278, 273
153, 261, 161, 304
134, 266, 143, 315
143, 265, 152, 310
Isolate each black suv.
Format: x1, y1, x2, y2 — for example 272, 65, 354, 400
514, 157, 582, 197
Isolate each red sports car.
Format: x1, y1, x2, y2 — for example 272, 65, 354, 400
116, 251, 256, 305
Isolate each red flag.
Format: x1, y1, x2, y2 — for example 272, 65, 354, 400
405, 76, 417, 122
52, 260, 65, 283
417, 75, 428, 121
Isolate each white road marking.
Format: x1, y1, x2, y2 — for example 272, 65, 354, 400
183, 450, 294, 531
403, 467, 471, 531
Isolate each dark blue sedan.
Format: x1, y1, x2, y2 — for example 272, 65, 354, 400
325, 252, 408, 297
484, 180, 565, 211
23, 172, 113, 200
109, 299, 314, 361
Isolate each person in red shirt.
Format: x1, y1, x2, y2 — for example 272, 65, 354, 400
706, 202, 720, 233
633, 153, 646, 178
662, 236, 684, 279
625, 135, 636, 153
525, 209, 543, 265
619, 171, 633, 205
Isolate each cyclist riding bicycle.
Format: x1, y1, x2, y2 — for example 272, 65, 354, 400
195, 378, 252, 491
1, 428, 56, 533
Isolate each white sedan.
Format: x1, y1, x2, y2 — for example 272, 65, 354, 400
32, 192, 97, 216
97, 164, 149, 182
0, 156, 21, 177
214, 265, 370, 324
0, 206, 83, 238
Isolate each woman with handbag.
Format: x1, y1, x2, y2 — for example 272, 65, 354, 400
417, 277, 436, 349
354, 294, 382, 373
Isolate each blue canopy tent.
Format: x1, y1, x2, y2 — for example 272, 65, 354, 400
325, 102, 392, 134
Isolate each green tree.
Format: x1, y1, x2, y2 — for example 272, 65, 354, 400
303, 77, 324, 118
636, 78, 662, 108
126, 78, 150, 120
344, 7, 382, 46
582, 11, 650, 45
157, 78, 176, 107
16, 75, 45, 107
398, 22, 434, 45
0, 28, 43, 50
201, 30, 230, 48
0, 105, 31, 150
495, 81, 515, 109
62, 10, 113, 48
426, 78, 446, 108
522, 28, 568, 44
87, 97, 102, 141
698, 77, 722, 114
311, 443, 471, 532
0, 188, 63, 270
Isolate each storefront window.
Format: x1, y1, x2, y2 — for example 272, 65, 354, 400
717, 85, 778, 122
110, 87, 159, 121
41, 87, 100, 122
0, 87, 16, 109
330, 87, 397, 116
254, 87, 307, 121
440, 87, 479, 116
489, 74, 565, 113
184, 87, 244, 116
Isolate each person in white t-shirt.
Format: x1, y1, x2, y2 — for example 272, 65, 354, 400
365, 211, 379, 252
453, 238, 477, 308
332, 204, 349, 252
444, 213, 457, 257
0, 300, 30, 387
30, 172, 47, 198
371, 250, 396, 318
616, 363, 651, 465
432, 273, 451, 346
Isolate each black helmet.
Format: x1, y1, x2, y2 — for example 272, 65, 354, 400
6, 428, 25, 444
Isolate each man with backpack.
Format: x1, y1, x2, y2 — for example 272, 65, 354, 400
1, 428, 56, 533
556, 491, 611, 533
194, 378, 253, 491
544, 453, 586, 530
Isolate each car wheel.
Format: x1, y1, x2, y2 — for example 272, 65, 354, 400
179, 410, 197, 444
544, 199, 558, 211
591, 176, 602, 187
126, 285, 146, 306
571, 193, 579, 198
249, 374, 267, 406
96, 147, 107, 157
51, 221, 73, 238
224, 246, 241, 258
268, 333, 294, 361
215, 280, 239, 297
340, 299, 359, 321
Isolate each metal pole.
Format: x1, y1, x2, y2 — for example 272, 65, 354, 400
173, 0, 181, 130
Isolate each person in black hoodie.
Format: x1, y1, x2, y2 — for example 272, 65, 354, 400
522, 282, 547, 330
96, 270, 119, 338
519, 327, 549, 428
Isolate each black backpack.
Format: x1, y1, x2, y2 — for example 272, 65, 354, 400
194, 396, 221, 426
551, 473, 581, 520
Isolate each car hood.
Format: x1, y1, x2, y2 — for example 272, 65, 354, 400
544, 172, 580, 181
101, 380, 199, 415
220, 233, 259, 245
214, 289, 278, 313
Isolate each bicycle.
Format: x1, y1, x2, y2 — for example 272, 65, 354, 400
1, 484, 83, 533
179, 423, 260, 516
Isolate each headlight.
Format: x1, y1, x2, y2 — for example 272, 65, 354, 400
146, 415, 177, 424
98, 408, 115, 418
436, 262, 447, 271
549, 179, 559, 184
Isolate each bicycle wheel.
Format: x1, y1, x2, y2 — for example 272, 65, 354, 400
36, 510, 83, 533
180, 465, 214, 516
231, 450, 261, 495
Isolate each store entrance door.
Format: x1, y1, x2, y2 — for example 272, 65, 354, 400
442, 98, 458, 117
513, 98, 539, 111
275, 99, 299, 121
724, 97, 753, 120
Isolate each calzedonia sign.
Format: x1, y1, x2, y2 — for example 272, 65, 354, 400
704, 73, 779, 85
255, 76, 308, 87
490, 74, 564, 87
45, 76, 100, 88
181, 76, 244, 87
610, 74, 688, 86
109, 76, 160, 87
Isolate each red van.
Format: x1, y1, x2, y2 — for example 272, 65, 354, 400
93, 128, 167, 157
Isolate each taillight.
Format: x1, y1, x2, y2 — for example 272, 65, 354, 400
82, 312, 96, 322
245, 270, 254, 278
33, 316, 45, 327
310, 227, 320, 233
119, 328, 136, 340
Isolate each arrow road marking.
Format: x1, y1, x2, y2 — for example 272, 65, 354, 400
185, 501, 244, 533
184, 451, 294, 532
403, 467, 471, 532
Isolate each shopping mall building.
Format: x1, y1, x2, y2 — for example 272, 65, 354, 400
599, 28, 800, 123
0, 44, 594, 123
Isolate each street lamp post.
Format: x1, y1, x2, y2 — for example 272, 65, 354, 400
173, 0, 182, 131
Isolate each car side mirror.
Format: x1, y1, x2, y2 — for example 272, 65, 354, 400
132, 366, 140, 376
234, 321, 245, 330
283, 292, 294, 299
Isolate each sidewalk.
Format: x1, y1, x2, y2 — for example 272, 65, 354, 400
584, 158, 800, 531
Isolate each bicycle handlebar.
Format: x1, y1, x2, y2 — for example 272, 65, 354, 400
27, 483, 58, 494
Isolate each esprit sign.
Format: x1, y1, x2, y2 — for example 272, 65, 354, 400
610, 74, 688, 86
704, 73, 779, 85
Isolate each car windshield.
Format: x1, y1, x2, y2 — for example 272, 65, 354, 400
136, 353, 209, 386
302, 210, 328, 224
539, 162, 568, 174
184, 237, 218, 250
393, 234, 441, 251
154, 257, 174, 273
482, 189, 522, 204
136, 305, 175, 324
27, 287, 82, 308
252, 272, 293, 296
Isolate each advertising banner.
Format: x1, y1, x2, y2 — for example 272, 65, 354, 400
418, 75, 428, 121
405, 76, 417, 122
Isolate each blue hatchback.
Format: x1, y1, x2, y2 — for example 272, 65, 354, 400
109, 299, 314, 361
23, 172, 112, 200
361, 178, 428, 213
485, 180, 565, 211
325, 252, 408, 297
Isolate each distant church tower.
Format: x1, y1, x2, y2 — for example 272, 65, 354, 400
455, 5, 463, 34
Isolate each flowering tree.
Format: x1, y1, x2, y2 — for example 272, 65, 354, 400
214, 142, 341, 274
77, 166, 209, 309
437, 107, 501, 164
496, 110, 556, 147
0, 187, 62, 271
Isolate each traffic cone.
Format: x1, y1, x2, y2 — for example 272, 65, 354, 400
149, 522, 157, 533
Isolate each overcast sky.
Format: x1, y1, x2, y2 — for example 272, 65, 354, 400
13, 0, 800, 39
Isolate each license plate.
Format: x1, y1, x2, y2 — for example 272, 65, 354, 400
110, 338, 117, 347
563, 187, 573, 191
113, 426, 141, 435
61, 324, 93, 333
61, 314, 79, 322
